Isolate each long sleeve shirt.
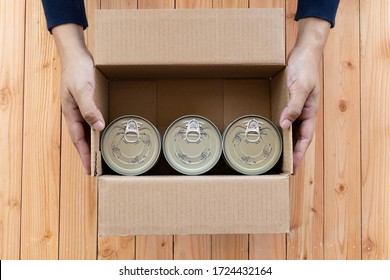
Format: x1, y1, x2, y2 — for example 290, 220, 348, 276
42, 0, 340, 31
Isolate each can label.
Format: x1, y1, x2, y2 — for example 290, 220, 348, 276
163, 116, 222, 175
223, 115, 282, 175
101, 116, 161, 176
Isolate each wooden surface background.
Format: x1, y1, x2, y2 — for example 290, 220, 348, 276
1, 0, 389, 260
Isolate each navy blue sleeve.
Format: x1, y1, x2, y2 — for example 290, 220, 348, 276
42, 0, 88, 31
295, 0, 340, 28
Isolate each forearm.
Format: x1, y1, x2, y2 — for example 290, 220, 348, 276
292, 17, 331, 65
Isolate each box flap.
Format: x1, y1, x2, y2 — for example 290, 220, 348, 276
95, 9, 285, 78
98, 175, 290, 235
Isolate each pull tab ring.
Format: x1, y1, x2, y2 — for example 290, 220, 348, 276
123, 119, 140, 143
244, 119, 262, 143
185, 119, 202, 143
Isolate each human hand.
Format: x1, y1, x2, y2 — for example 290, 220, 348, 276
53, 24, 105, 175
279, 18, 331, 174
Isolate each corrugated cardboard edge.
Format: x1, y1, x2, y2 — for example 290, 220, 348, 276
91, 69, 109, 176
98, 175, 290, 235
271, 69, 293, 174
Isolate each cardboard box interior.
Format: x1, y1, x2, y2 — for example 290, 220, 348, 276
94, 73, 291, 176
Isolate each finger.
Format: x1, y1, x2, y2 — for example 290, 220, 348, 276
62, 95, 92, 175
72, 83, 105, 131
280, 90, 308, 129
68, 119, 92, 175
292, 117, 316, 174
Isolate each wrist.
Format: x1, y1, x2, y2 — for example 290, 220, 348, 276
52, 24, 92, 65
294, 17, 331, 60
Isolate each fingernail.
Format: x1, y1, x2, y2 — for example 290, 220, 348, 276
281, 119, 292, 128
93, 121, 105, 131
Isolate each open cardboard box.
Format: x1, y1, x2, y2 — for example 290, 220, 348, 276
92, 9, 292, 235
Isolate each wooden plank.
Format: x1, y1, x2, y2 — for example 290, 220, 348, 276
361, 0, 390, 260
135, 236, 173, 260
133, 0, 175, 261
173, 0, 213, 261
101, 0, 137, 9
211, 0, 249, 260
212, 0, 248, 8
21, 0, 61, 259
323, 0, 361, 260
285, 0, 325, 260
249, 234, 285, 260
174, 235, 211, 260
248, 0, 286, 261
249, 0, 284, 8
0, 0, 25, 260
97, 0, 138, 261
212, 235, 248, 260
176, 0, 212, 8
138, 0, 174, 9
58, 0, 100, 260
98, 236, 135, 260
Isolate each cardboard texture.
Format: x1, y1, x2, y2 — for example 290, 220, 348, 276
95, 9, 285, 78
99, 175, 290, 235
94, 9, 292, 235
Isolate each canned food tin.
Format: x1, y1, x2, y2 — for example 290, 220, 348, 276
101, 115, 161, 176
222, 115, 282, 175
163, 115, 222, 175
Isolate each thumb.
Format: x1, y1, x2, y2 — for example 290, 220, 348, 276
73, 87, 105, 131
279, 91, 307, 129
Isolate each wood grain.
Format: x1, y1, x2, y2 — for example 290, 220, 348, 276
176, 0, 212, 8
212, 235, 248, 260
1, 0, 388, 261
214, 0, 250, 8
21, 0, 61, 259
98, 236, 135, 260
249, 0, 284, 8
249, 234, 286, 260
58, 0, 100, 261
138, 0, 174, 9
324, 0, 361, 260
212, 0, 248, 8
248, 0, 286, 261
0, 0, 25, 260
174, 235, 211, 260
135, 235, 173, 260
101, 0, 137, 9
361, 0, 390, 260
285, 0, 325, 260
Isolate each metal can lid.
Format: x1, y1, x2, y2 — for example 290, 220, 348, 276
222, 115, 282, 175
163, 115, 222, 175
100, 115, 161, 176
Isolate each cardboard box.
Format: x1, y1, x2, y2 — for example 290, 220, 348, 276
93, 9, 292, 235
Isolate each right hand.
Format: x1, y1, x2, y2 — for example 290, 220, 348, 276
53, 24, 105, 175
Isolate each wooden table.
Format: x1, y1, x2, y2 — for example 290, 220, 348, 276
0, 0, 388, 260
